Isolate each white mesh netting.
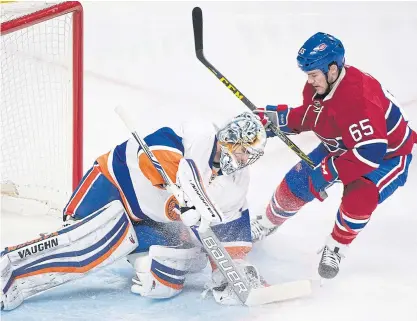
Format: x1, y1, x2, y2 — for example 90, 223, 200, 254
1, 2, 77, 214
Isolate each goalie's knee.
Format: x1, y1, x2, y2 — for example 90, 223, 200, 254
128, 245, 207, 299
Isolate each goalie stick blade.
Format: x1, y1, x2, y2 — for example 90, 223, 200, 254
245, 280, 312, 306
192, 7, 203, 53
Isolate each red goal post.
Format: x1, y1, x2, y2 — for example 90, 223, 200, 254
1, 1, 83, 214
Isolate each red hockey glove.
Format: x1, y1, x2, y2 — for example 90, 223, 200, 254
254, 105, 294, 137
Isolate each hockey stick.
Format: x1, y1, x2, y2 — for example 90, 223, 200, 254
115, 105, 312, 305
192, 7, 327, 199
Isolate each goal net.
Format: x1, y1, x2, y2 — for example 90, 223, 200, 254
1, 1, 83, 215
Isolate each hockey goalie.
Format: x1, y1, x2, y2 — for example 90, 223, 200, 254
1, 112, 272, 310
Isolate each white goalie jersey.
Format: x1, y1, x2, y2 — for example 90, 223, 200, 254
64, 119, 249, 225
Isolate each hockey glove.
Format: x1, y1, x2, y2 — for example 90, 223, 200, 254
176, 158, 224, 227
254, 105, 294, 137
179, 206, 201, 227
309, 155, 338, 202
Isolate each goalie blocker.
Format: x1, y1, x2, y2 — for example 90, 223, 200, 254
1, 201, 138, 310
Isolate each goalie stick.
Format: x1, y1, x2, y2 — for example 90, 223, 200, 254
191, 6, 327, 200
115, 105, 312, 305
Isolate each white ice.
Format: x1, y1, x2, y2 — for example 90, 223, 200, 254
1, 2, 417, 321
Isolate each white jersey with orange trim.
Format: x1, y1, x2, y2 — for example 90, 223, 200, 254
95, 120, 249, 224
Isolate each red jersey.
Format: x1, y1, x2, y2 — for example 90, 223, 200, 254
288, 65, 416, 185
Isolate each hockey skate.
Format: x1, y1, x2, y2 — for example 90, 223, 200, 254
250, 216, 279, 242
318, 237, 347, 279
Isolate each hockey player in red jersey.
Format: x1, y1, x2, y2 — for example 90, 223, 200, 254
251, 32, 416, 279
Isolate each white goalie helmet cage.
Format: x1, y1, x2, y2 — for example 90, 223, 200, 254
216, 112, 267, 175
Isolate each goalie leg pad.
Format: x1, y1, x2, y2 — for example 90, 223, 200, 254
128, 245, 207, 299
1, 200, 138, 310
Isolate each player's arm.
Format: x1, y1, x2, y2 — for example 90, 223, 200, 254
95, 127, 184, 192
137, 127, 192, 224
139, 123, 218, 224
138, 126, 185, 188
256, 83, 315, 135
333, 99, 388, 185
139, 123, 216, 189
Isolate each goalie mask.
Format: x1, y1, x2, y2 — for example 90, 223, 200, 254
216, 112, 267, 175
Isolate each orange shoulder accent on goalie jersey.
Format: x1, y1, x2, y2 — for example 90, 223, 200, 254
96, 152, 117, 185
138, 149, 183, 187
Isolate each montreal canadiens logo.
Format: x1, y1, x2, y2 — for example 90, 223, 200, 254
313, 43, 327, 52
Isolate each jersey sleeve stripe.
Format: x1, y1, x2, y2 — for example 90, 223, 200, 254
387, 115, 403, 135
136, 127, 185, 187
352, 140, 387, 168
138, 150, 182, 187
386, 103, 403, 133
142, 127, 184, 154
354, 138, 388, 148
387, 126, 410, 152
384, 101, 392, 119
352, 149, 380, 168
139, 145, 183, 156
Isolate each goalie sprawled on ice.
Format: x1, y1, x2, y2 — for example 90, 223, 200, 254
1, 112, 270, 310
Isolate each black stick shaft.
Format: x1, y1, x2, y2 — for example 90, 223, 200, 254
191, 7, 317, 170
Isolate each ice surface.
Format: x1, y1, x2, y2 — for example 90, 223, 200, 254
1, 2, 417, 321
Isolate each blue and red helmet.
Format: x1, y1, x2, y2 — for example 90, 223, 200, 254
297, 32, 345, 74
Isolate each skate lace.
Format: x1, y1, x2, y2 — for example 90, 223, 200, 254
251, 220, 266, 241
251, 220, 279, 242
320, 246, 341, 269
